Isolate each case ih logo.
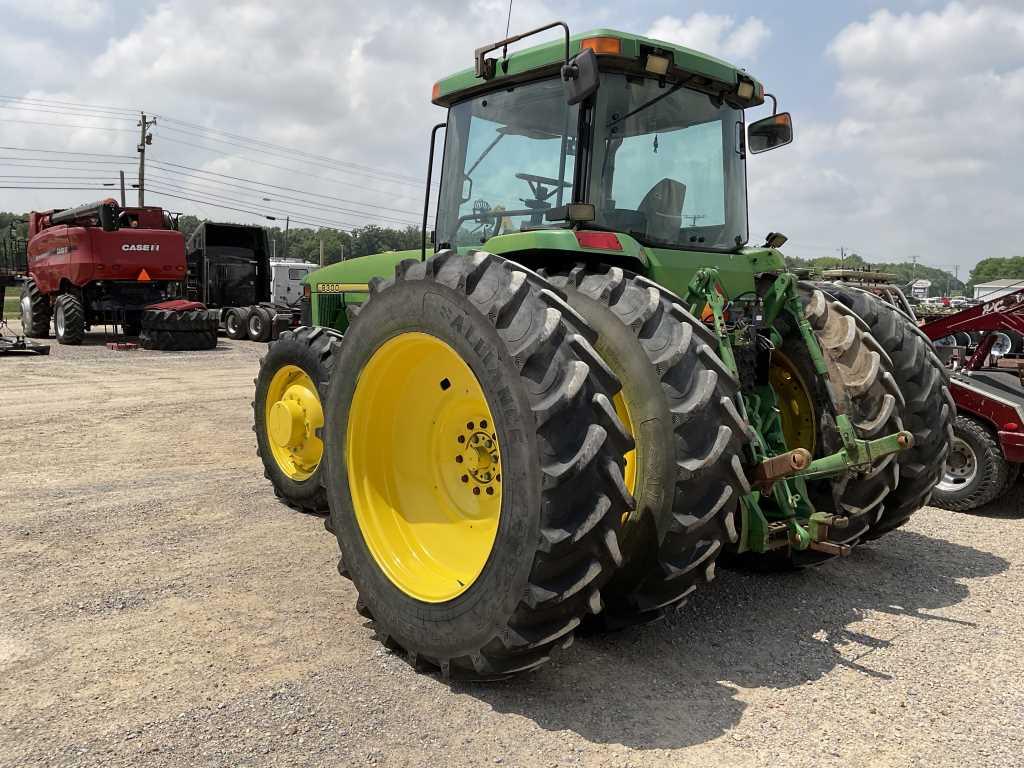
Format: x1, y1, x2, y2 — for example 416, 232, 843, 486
121, 243, 160, 252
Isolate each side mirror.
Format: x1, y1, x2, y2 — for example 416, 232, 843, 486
461, 175, 473, 204
563, 48, 599, 105
748, 112, 793, 154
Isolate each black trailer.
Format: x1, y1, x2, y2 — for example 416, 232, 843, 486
1, 236, 49, 355
184, 222, 293, 342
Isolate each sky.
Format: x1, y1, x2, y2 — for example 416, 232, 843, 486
0, 0, 1021, 274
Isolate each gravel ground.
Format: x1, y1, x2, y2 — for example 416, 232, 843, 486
1, 323, 1022, 768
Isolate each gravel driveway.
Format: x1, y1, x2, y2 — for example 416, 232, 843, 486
1, 325, 1021, 768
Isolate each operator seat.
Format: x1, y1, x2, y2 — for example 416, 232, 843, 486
638, 179, 686, 242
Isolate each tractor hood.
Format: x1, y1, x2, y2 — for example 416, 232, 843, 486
304, 249, 419, 294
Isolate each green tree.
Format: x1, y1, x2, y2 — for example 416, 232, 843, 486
968, 257, 1024, 292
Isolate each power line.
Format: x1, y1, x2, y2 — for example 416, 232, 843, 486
0, 117, 137, 132
146, 158, 423, 216
145, 181, 405, 231
153, 133, 430, 196
0, 146, 134, 159
0, 94, 138, 116
144, 171, 421, 227
156, 122, 432, 188
144, 178, 418, 229
142, 188, 354, 230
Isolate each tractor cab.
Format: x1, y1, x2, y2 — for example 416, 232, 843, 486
432, 28, 792, 260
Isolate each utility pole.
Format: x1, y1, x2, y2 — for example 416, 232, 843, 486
119, 170, 126, 207
137, 112, 156, 206
283, 216, 290, 259
837, 246, 846, 267
319, 234, 325, 266
911, 254, 919, 280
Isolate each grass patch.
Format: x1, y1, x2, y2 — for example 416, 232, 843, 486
3, 293, 21, 319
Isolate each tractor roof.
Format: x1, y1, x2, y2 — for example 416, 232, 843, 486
432, 28, 764, 108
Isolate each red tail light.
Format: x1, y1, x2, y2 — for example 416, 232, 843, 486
575, 231, 622, 251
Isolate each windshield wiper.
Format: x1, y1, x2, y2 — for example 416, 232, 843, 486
606, 81, 686, 131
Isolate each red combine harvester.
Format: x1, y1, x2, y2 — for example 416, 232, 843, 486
20, 199, 217, 350
922, 287, 1024, 510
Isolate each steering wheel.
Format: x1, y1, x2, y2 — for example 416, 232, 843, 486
515, 173, 571, 203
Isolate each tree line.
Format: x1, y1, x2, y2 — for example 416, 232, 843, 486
5, 208, 1020, 294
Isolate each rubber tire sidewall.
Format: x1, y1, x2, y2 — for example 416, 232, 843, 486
559, 288, 673, 592
253, 331, 333, 508
248, 307, 272, 342
932, 415, 1007, 511
225, 308, 249, 340
324, 278, 543, 660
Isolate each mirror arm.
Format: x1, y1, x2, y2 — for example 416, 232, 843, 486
765, 93, 778, 115
475, 21, 571, 80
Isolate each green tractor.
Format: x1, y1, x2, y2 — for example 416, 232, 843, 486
254, 23, 952, 679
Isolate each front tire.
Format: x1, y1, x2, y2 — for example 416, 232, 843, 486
53, 294, 85, 345
932, 415, 1008, 512
324, 250, 633, 679
253, 326, 341, 513
20, 279, 51, 338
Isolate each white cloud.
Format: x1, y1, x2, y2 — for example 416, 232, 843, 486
749, 2, 1024, 270
646, 13, 771, 63
0, 0, 566, 224
0, 0, 111, 29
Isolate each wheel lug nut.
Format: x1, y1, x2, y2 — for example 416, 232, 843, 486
472, 487, 480, 495
467, 421, 474, 430
458, 435, 465, 443
486, 487, 494, 495
461, 475, 469, 483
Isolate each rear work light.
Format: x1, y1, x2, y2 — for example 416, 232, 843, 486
581, 36, 621, 56
576, 230, 622, 251
303, 283, 312, 299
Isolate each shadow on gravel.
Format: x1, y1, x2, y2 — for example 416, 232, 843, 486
457, 528, 1008, 751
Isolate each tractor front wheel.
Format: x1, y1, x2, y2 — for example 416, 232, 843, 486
53, 294, 85, 345
253, 326, 341, 513
324, 250, 633, 679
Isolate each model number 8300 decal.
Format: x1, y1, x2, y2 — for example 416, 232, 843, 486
318, 282, 369, 294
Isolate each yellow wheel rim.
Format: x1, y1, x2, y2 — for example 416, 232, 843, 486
265, 365, 324, 481
769, 351, 817, 453
612, 392, 637, 498
346, 332, 502, 603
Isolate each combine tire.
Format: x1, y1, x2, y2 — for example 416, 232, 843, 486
324, 250, 633, 679
931, 415, 1008, 512
224, 308, 249, 340
545, 266, 749, 626
142, 308, 217, 333
139, 329, 217, 351
19, 279, 51, 338
247, 307, 273, 342
766, 286, 904, 565
53, 294, 85, 345
253, 326, 341, 513
823, 285, 953, 536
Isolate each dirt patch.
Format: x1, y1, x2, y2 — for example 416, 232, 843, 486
1, 322, 1022, 768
